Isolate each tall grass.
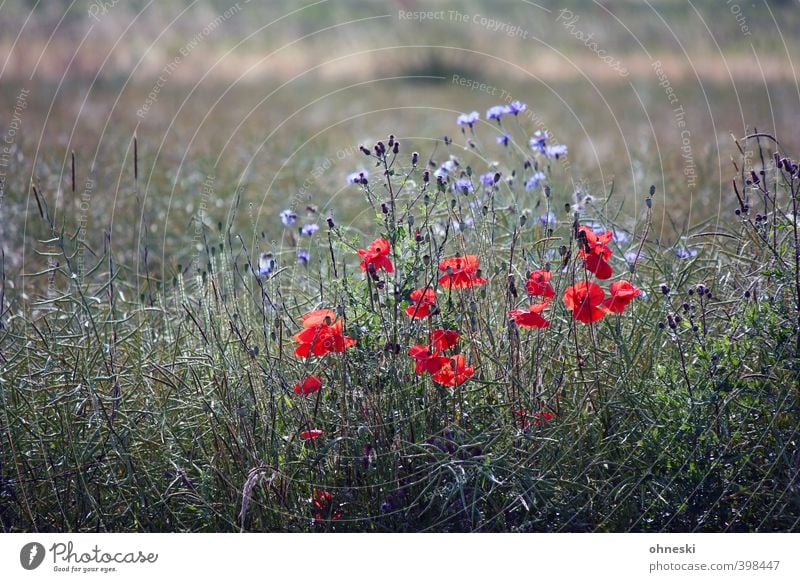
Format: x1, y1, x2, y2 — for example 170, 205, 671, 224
1, 114, 798, 532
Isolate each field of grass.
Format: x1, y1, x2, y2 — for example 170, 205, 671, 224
1, 0, 799, 532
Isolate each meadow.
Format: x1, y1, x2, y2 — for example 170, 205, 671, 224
1, 0, 799, 532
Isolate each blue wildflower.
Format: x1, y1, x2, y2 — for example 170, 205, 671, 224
496, 133, 510, 146
435, 157, 458, 179
300, 223, 319, 237
280, 209, 297, 226
614, 229, 631, 245
539, 212, 556, 227
486, 105, 509, 121
456, 111, 480, 127
507, 100, 526, 115
455, 178, 473, 194
258, 252, 275, 277
675, 246, 698, 259
625, 249, 645, 264
529, 130, 549, 154
545, 144, 568, 159
297, 249, 310, 265
586, 221, 606, 234
479, 172, 496, 187
525, 172, 546, 190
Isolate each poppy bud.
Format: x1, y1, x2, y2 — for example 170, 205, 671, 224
508, 275, 518, 298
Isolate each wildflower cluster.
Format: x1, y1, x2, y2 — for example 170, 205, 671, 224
563, 225, 640, 324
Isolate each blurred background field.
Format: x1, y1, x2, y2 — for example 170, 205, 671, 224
2, 0, 800, 281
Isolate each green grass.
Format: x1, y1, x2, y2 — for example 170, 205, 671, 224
1, 115, 798, 531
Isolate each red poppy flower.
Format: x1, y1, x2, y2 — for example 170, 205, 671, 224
358, 237, 394, 273
294, 376, 322, 395
514, 408, 555, 429
300, 429, 323, 440
408, 345, 449, 375
563, 281, 606, 324
429, 329, 460, 351
292, 310, 356, 358
509, 300, 551, 329
300, 309, 337, 328
583, 253, 613, 280
525, 269, 555, 299
405, 288, 437, 319
311, 489, 342, 522
533, 410, 555, 426
513, 409, 531, 429
577, 226, 613, 258
432, 355, 475, 387
577, 226, 613, 279
438, 255, 487, 289
601, 280, 641, 313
